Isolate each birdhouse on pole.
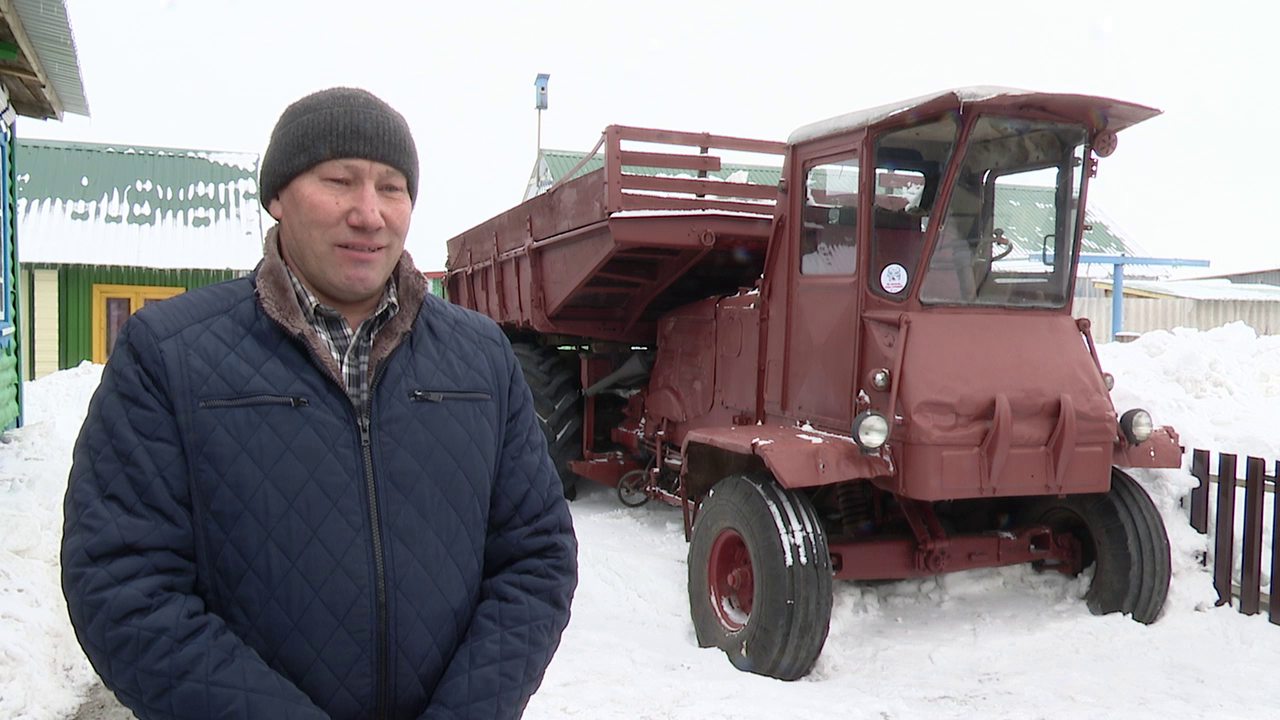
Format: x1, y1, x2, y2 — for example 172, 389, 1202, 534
535, 73, 550, 110
535, 73, 550, 154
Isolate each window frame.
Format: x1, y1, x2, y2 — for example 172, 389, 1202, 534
91, 284, 185, 362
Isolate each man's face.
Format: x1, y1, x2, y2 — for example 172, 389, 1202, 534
268, 158, 412, 321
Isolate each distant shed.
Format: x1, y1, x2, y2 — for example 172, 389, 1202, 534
16, 138, 263, 377
423, 270, 446, 298
1079, 277, 1280, 337
1192, 267, 1280, 287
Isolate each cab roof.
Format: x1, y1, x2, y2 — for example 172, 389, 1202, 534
787, 86, 1161, 145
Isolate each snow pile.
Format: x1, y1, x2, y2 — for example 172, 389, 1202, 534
0, 364, 102, 720
1101, 321, 1280, 591
1, 326, 1279, 718
1099, 321, 1280, 460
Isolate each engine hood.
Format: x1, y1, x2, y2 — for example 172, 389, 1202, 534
895, 312, 1117, 447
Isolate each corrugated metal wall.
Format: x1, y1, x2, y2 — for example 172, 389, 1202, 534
1218, 270, 1280, 286
1076, 297, 1280, 341
17, 138, 263, 270
56, 264, 244, 369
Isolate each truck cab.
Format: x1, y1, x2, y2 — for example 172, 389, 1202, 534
747, 89, 1179, 500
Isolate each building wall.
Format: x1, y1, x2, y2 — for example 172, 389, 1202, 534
1075, 296, 1280, 341
53, 264, 244, 370
0, 114, 19, 430
1218, 270, 1280, 286
27, 268, 58, 379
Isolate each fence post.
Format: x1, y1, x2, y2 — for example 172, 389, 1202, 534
1190, 449, 1210, 535
1213, 454, 1237, 606
1272, 460, 1280, 625
1239, 457, 1265, 615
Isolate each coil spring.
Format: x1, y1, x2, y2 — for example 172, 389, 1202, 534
837, 481, 874, 535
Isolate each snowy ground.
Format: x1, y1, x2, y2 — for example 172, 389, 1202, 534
2, 323, 1278, 720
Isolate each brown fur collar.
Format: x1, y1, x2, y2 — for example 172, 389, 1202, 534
254, 225, 428, 387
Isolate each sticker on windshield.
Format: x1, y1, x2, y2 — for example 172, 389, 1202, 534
880, 264, 908, 293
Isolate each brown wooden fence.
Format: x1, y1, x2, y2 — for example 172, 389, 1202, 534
1188, 449, 1279, 623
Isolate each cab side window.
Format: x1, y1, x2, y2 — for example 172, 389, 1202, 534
801, 158, 859, 275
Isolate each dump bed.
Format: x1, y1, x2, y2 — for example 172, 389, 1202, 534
445, 126, 786, 343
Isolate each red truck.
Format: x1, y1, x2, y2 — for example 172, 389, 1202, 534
445, 87, 1179, 680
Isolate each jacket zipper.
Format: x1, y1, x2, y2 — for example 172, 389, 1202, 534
364, 359, 394, 720
357, 410, 390, 720
198, 394, 309, 409
409, 390, 491, 402
281, 329, 396, 720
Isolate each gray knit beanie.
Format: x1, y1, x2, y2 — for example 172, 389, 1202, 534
259, 87, 419, 207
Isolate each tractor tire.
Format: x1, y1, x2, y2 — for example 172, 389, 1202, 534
688, 473, 833, 680
1020, 467, 1171, 623
512, 342, 582, 499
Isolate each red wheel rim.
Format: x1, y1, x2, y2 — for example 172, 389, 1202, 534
707, 528, 753, 631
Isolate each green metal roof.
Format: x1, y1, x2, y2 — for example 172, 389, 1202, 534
995, 184, 1128, 256
992, 184, 1167, 278
16, 138, 263, 270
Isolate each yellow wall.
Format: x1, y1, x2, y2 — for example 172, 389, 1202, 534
31, 269, 58, 379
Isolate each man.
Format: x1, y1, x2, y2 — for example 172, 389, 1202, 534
61, 87, 577, 720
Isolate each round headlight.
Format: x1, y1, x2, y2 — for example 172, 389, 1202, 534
1102, 372, 1115, 391
1119, 408, 1154, 445
852, 411, 890, 451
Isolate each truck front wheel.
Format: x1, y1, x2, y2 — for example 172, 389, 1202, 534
1020, 467, 1171, 623
688, 473, 833, 680
512, 342, 582, 499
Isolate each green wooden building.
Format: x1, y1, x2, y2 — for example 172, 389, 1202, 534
0, 0, 92, 431
17, 138, 262, 379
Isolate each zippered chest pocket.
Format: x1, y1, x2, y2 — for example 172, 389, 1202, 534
198, 394, 310, 409
409, 390, 492, 403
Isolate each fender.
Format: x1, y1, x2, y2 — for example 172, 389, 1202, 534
1112, 426, 1182, 469
682, 424, 894, 496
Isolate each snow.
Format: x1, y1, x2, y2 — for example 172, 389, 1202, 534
786, 86, 1161, 147
610, 208, 774, 219
789, 87, 1029, 145
2, 324, 1279, 719
0, 364, 104, 720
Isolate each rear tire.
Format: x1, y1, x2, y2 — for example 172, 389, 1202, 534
1020, 468, 1171, 623
512, 342, 582, 499
688, 474, 833, 680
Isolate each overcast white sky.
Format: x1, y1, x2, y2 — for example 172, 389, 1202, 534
22, 0, 1280, 274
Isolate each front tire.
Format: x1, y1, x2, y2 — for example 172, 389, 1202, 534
512, 342, 582, 499
1021, 468, 1171, 623
688, 474, 833, 680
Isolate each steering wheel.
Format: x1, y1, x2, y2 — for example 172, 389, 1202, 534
990, 229, 1013, 261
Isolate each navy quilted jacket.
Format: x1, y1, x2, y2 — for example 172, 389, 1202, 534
62, 245, 577, 720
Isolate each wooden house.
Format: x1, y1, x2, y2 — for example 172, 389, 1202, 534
0, 0, 90, 430
17, 138, 262, 378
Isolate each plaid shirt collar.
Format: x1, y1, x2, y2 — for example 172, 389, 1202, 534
284, 264, 399, 403
286, 267, 399, 327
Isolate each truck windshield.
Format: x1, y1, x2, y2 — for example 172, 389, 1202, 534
919, 116, 1089, 308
